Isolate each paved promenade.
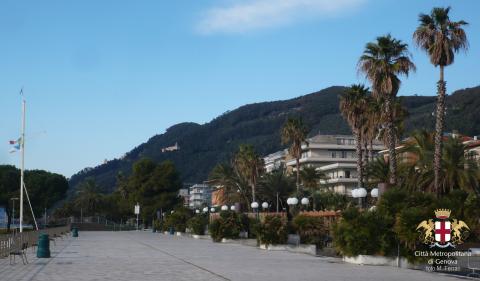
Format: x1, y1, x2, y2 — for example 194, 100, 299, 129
0, 231, 464, 281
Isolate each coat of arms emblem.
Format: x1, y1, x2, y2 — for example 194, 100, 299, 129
416, 209, 470, 248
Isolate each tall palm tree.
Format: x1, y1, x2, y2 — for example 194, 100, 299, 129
340, 84, 369, 188
233, 144, 264, 204
281, 117, 309, 194
413, 7, 469, 197
358, 34, 416, 186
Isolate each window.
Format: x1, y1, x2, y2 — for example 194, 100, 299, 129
331, 151, 336, 158
348, 139, 355, 145
341, 151, 347, 158
345, 171, 350, 178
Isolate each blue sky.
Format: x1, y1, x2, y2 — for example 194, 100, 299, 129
1, 0, 479, 177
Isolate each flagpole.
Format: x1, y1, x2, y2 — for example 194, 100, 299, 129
19, 99, 25, 233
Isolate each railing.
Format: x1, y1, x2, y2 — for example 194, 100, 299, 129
0, 225, 70, 259
70, 216, 136, 231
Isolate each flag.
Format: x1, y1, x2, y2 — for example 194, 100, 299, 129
8, 137, 22, 153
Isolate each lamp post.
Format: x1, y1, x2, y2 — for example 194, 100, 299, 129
221, 205, 228, 211
230, 205, 236, 211
301, 197, 310, 211
261, 202, 269, 212
287, 197, 298, 218
251, 202, 259, 220
351, 188, 368, 208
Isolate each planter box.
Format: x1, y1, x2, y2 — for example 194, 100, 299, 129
164, 231, 169, 235
343, 255, 417, 268
286, 245, 316, 256
287, 234, 300, 246
259, 244, 316, 255
192, 234, 209, 239
259, 244, 287, 251
176, 232, 184, 236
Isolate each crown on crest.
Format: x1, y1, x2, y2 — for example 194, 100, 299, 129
434, 209, 451, 219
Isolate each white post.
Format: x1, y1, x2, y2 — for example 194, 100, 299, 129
19, 100, 25, 233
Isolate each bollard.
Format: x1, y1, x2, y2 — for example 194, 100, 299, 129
37, 234, 51, 258
72, 227, 79, 237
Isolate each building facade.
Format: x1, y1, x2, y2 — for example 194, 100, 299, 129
264, 150, 287, 173
188, 184, 212, 209
278, 134, 385, 196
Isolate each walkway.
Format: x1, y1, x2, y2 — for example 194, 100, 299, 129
0, 231, 464, 281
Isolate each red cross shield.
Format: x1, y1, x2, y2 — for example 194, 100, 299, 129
434, 220, 451, 243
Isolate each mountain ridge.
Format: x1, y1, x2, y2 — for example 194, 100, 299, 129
68, 85, 480, 193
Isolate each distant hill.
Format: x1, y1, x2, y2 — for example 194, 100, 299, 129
68, 85, 480, 193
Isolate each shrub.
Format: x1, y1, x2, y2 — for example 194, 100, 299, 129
209, 211, 243, 242
292, 215, 326, 247
187, 215, 208, 235
163, 207, 192, 232
256, 216, 288, 246
333, 207, 394, 257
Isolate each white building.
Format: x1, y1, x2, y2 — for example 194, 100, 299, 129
264, 149, 287, 173
281, 134, 385, 196
188, 184, 212, 209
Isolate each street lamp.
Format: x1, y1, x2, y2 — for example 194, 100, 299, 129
202, 207, 208, 213
301, 197, 309, 211
371, 188, 379, 198
230, 205, 236, 211
195, 209, 200, 214
261, 202, 269, 211
251, 202, 259, 220
287, 197, 298, 206
210, 207, 215, 213
221, 205, 228, 211
352, 187, 368, 208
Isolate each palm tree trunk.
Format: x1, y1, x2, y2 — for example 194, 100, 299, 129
434, 65, 446, 198
251, 182, 256, 203
385, 95, 397, 186
369, 139, 374, 161
296, 157, 301, 194
355, 129, 364, 188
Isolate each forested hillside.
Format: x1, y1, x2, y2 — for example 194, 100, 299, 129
69, 85, 480, 193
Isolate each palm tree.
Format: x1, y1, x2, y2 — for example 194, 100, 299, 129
258, 168, 295, 212
281, 117, 309, 193
300, 166, 327, 210
413, 7, 469, 197
233, 144, 264, 204
358, 34, 416, 186
209, 163, 251, 206
75, 179, 103, 216
340, 84, 369, 188
402, 131, 480, 195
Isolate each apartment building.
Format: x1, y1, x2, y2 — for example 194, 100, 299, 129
188, 184, 212, 209
278, 134, 385, 196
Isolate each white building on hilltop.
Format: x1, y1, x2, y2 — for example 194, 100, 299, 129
269, 134, 384, 196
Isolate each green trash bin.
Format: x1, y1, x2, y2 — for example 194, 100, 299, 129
72, 227, 79, 237
37, 233, 51, 258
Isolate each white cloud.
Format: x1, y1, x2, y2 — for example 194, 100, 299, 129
197, 0, 366, 34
